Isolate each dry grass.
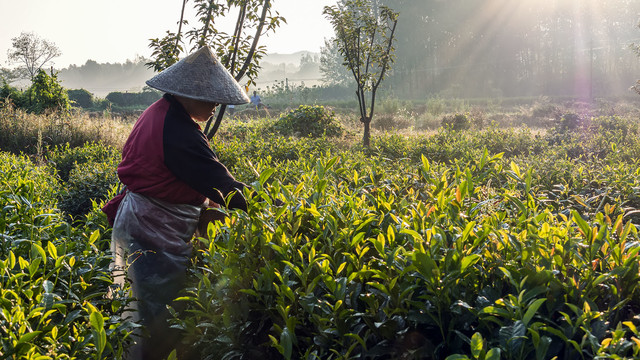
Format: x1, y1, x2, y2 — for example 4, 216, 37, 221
0, 102, 132, 155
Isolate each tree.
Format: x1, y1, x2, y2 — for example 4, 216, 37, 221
25, 69, 70, 114
324, 0, 398, 147
7, 32, 61, 80
0, 68, 20, 84
147, 0, 285, 139
67, 89, 94, 108
632, 23, 640, 95
319, 38, 353, 87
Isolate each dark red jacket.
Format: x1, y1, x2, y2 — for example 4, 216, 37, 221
102, 94, 246, 225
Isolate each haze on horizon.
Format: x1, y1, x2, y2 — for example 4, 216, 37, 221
3, 0, 640, 101
0, 0, 337, 69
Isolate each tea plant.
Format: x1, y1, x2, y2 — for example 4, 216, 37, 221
271, 105, 345, 138
170, 140, 640, 359
4, 109, 640, 359
0, 153, 135, 359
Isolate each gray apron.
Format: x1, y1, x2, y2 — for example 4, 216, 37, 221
111, 191, 202, 359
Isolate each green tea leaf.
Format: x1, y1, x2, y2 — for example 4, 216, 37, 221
486, 348, 501, 360
47, 241, 57, 259
523, 298, 546, 326
17, 331, 42, 344
470, 332, 484, 358
281, 326, 293, 360
90, 310, 104, 331
572, 211, 591, 238
461, 254, 481, 272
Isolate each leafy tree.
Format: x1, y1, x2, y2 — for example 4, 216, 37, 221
319, 38, 353, 87
147, 0, 285, 139
0, 68, 20, 84
24, 69, 70, 114
632, 22, 640, 95
67, 89, 95, 108
7, 32, 61, 80
324, 0, 398, 147
105, 89, 162, 108
0, 82, 24, 108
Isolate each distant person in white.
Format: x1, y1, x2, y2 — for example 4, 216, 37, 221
250, 91, 262, 109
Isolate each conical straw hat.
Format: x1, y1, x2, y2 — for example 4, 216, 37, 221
146, 46, 250, 105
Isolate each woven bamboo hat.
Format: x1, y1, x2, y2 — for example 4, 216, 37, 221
146, 46, 250, 105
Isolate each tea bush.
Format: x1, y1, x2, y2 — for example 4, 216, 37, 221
271, 105, 344, 138
442, 113, 472, 131
5, 109, 640, 359
58, 158, 120, 219
0, 152, 134, 359
172, 147, 640, 359
47, 142, 121, 181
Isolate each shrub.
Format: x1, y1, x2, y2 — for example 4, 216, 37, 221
415, 112, 440, 130
0, 82, 25, 108
47, 142, 120, 181
441, 112, 471, 131
379, 97, 401, 115
426, 97, 446, 115
0, 152, 135, 358
373, 113, 413, 131
58, 158, 119, 219
552, 112, 584, 133
24, 69, 71, 114
272, 105, 344, 138
530, 97, 560, 119
106, 88, 161, 108
68, 88, 95, 108
590, 115, 638, 139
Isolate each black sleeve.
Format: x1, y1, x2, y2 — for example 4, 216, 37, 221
163, 114, 247, 211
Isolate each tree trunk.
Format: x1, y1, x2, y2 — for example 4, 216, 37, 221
362, 117, 371, 147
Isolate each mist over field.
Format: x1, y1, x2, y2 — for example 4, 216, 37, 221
55, 52, 321, 98
13, 0, 639, 102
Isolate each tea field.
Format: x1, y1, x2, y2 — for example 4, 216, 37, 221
2, 108, 640, 359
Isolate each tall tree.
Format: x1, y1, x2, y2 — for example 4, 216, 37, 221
148, 0, 285, 139
631, 22, 640, 95
324, 0, 398, 147
319, 38, 353, 87
7, 32, 61, 80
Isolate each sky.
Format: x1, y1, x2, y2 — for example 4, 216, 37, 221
0, 0, 337, 69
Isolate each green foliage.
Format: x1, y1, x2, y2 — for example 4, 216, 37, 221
1, 71, 71, 115
68, 88, 95, 108
6, 109, 640, 359
272, 105, 344, 138
0, 152, 134, 358
105, 89, 161, 108
58, 157, 120, 219
45, 143, 120, 219
552, 112, 584, 133
0, 82, 25, 108
46, 142, 120, 181
427, 97, 447, 116
320, 37, 353, 87
24, 70, 71, 114
323, 0, 399, 145
442, 113, 472, 131
171, 142, 640, 359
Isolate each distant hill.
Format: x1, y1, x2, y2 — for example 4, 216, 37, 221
56, 51, 322, 98
57, 59, 155, 98
262, 51, 316, 66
